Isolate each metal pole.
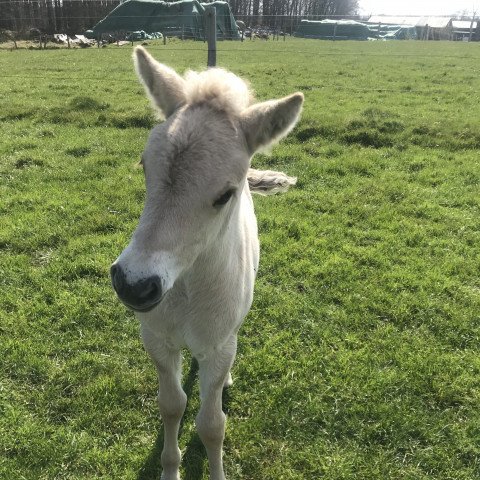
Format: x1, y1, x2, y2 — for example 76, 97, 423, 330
206, 6, 216, 67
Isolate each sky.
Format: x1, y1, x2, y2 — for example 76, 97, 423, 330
359, 0, 479, 16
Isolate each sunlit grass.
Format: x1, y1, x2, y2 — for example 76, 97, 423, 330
1, 38, 479, 479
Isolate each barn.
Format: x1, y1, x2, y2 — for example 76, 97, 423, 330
367, 16, 453, 40
452, 20, 478, 41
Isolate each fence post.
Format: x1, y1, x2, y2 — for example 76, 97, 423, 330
206, 6, 216, 67
469, 16, 476, 42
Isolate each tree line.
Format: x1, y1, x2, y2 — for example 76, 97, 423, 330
0, 0, 120, 35
232, 0, 359, 30
0, 0, 359, 36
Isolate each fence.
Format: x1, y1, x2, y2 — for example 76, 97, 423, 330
0, 0, 363, 35
1, 9, 479, 43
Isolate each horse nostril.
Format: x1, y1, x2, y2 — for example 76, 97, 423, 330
139, 277, 161, 302
111, 264, 132, 299
110, 264, 122, 291
110, 264, 117, 280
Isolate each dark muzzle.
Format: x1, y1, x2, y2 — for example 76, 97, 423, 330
110, 263, 163, 312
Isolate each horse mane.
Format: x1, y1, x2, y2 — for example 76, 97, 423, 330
247, 168, 297, 195
183, 68, 254, 116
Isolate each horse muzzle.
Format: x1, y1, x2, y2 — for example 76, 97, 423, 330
110, 263, 163, 313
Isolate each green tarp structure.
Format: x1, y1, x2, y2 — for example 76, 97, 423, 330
293, 19, 417, 41
368, 24, 417, 40
294, 19, 371, 40
89, 0, 239, 40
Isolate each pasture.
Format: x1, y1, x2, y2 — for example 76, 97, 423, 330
1, 38, 479, 479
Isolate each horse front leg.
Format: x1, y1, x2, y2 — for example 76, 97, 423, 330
151, 349, 187, 480
196, 335, 237, 480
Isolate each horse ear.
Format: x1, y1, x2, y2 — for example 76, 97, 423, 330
240, 93, 304, 154
133, 46, 186, 118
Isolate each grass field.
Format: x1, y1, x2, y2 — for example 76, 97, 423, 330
1, 38, 480, 479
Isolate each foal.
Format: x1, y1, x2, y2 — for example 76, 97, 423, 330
111, 47, 303, 480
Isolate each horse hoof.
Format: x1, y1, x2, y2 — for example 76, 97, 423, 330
223, 372, 233, 388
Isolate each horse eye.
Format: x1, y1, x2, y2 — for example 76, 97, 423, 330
213, 189, 235, 207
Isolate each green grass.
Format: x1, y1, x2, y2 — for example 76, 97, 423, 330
1, 38, 480, 479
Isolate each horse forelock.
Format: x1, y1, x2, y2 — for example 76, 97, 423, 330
183, 68, 253, 116
147, 105, 243, 197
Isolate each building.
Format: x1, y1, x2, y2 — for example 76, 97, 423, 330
452, 20, 478, 41
367, 16, 453, 40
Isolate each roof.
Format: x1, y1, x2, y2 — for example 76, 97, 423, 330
452, 20, 477, 30
416, 17, 452, 28
367, 16, 418, 26
367, 16, 452, 29
302, 19, 366, 26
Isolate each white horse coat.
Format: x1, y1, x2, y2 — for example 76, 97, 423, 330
111, 47, 303, 480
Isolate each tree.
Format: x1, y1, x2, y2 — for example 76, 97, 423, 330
0, 29, 18, 48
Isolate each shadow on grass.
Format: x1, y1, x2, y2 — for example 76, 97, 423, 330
138, 357, 229, 480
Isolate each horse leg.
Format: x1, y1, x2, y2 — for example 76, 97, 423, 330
196, 336, 237, 480
151, 349, 187, 480
223, 371, 233, 388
